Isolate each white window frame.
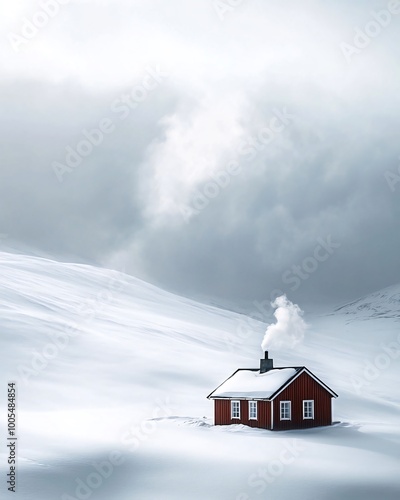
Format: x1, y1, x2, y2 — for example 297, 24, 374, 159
303, 400, 314, 420
280, 401, 291, 421
231, 400, 240, 420
248, 401, 257, 420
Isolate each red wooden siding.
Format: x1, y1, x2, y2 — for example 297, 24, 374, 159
273, 371, 332, 430
214, 399, 271, 429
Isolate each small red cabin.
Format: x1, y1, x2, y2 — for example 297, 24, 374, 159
207, 351, 338, 430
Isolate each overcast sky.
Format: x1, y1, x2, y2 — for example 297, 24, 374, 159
1, 0, 400, 309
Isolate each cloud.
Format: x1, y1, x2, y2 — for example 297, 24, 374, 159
141, 89, 248, 220
1, 0, 400, 307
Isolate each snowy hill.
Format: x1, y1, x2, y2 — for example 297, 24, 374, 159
334, 284, 400, 322
0, 251, 399, 500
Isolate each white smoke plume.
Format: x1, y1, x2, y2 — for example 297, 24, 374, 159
261, 295, 307, 351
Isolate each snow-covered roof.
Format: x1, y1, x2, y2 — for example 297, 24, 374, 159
209, 368, 299, 400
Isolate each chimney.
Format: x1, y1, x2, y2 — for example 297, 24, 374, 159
260, 351, 274, 373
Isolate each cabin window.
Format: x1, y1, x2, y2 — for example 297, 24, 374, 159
231, 400, 240, 419
280, 401, 291, 420
303, 400, 314, 419
248, 401, 257, 420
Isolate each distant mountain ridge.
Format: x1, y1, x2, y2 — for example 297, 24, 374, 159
334, 284, 400, 321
